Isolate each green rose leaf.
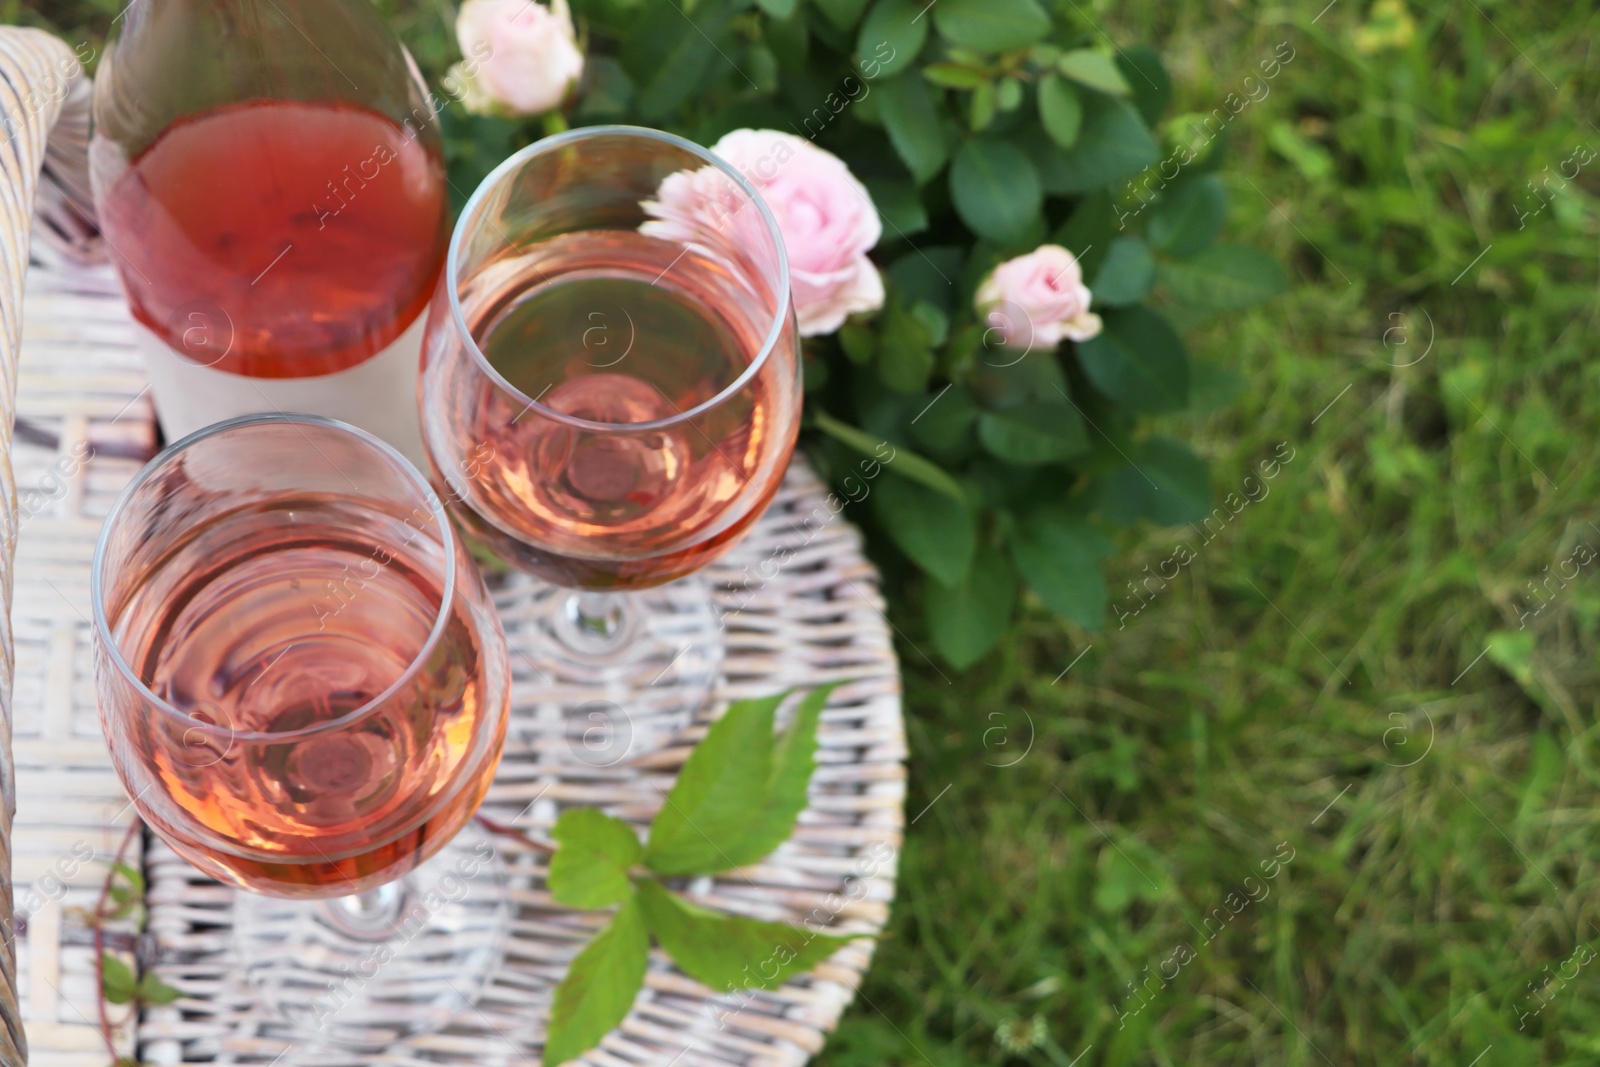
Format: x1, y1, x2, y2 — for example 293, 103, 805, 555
933, 0, 1050, 53
1057, 50, 1131, 96
636, 881, 853, 993
812, 0, 870, 30
1011, 506, 1115, 628
1118, 44, 1172, 126
873, 473, 977, 586
1090, 236, 1157, 306
1054, 189, 1115, 278
909, 382, 980, 458
876, 73, 949, 184
1160, 244, 1288, 311
925, 548, 1018, 669
977, 401, 1089, 465
950, 139, 1042, 243
644, 687, 835, 875
1075, 305, 1190, 414
1148, 175, 1227, 258
550, 808, 644, 909
878, 298, 936, 394
1099, 438, 1213, 527
755, 0, 799, 17
923, 63, 989, 89
814, 411, 966, 502
622, 3, 735, 120
856, 0, 927, 79
839, 323, 877, 365
1033, 96, 1159, 195
863, 178, 929, 235
1037, 73, 1083, 148
101, 953, 137, 1005
1189, 360, 1246, 412
544, 894, 649, 1067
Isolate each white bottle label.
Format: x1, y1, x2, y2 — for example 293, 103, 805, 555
135, 310, 430, 471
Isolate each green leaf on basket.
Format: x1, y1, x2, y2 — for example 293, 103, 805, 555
1057, 50, 1131, 96
857, 0, 927, 79
863, 178, 929, 236
950, 139, 1042, 243
977, 401, 1089, 465
761, 686, 838, 849
1090, 237, 1156, 306
811, 0, 870, 30
636, 881, 852, 993
1099, 438, 1212, 527
544, 894, 649, 1067
644, 687, 836, 876
1148, 175, 1227, 258
876, 73, 949, 184
644, 692, 786, 875
933, 0, 1049, 53
1011, 506, 1115, 629
1075, 306, 1190, 414
1160, 245, 1288, 311
1117, 44, 1172, 126
926, 548, 1018, 669
101, 953, 137, 1005
873, 474, 976, 586
1032, 96, 1159, 195
814, 411, 966, 502
137, 973, 183, 1007
1037, 74, 1082, 148
550, 808, 643, 909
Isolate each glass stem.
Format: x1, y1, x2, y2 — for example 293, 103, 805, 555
320, 883, 410, 943
559, 591, 635, 657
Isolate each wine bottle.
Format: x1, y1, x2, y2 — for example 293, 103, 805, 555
90, 0, 448, 466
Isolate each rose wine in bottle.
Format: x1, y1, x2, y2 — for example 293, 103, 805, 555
90, 0, 448, 465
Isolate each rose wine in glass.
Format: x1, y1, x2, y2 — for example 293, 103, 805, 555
421, 126, 801, 757
449, 229, 788, 588
94, 415, 512, 1043
90, 0, 448, 466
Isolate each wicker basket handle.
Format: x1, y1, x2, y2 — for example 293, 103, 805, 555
0, 26, 89, 1067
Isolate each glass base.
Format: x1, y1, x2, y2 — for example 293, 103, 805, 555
232, 828, 511, 1049
503, 575, 723, 768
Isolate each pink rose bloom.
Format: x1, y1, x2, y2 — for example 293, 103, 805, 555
641, 129, 884, 337
454, 0, 583, 117
975, 245, 1102, 352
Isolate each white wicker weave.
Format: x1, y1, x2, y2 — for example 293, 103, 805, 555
0, 27, 905, 1067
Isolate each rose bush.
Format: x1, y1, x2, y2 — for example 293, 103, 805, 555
434, 0, 1286, 669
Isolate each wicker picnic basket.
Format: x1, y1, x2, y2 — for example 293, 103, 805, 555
0, 27, 905, 1067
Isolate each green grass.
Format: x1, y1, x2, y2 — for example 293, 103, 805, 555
21, 0, 1600, 1062
831, 2, 1600, 1064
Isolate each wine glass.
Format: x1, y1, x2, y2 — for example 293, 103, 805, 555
93, 414, 513, 1046
419, 125, 801, 756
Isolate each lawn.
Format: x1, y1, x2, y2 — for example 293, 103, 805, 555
15, 0, 1600, 1063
